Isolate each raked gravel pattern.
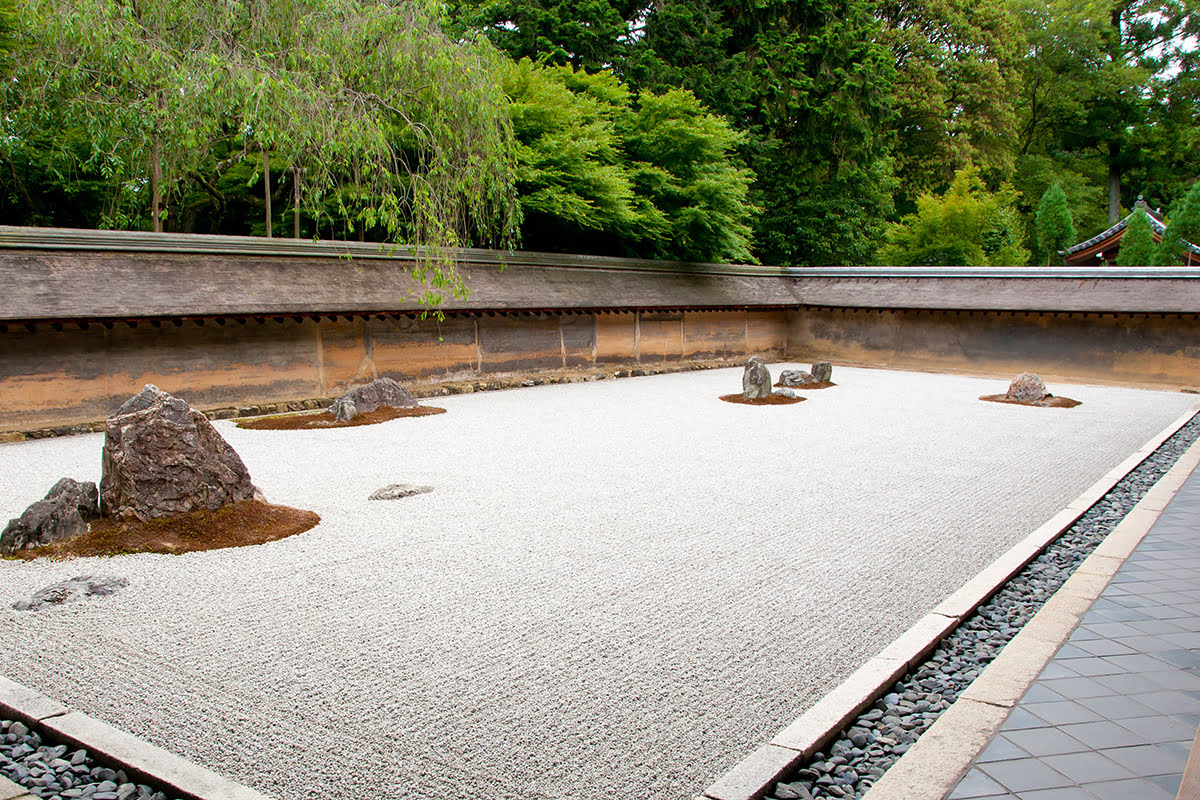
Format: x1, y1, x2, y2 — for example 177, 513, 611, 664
768, 410, 1200, 800
0, 366, 1195, 800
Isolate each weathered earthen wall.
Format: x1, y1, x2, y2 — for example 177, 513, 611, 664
785, 308, 1200, 390
0, 310, 787, 432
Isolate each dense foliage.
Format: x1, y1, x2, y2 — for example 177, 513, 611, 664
3, 0, 1199, 268
878, 167, 1029, 266
1116, 206, 1158, 267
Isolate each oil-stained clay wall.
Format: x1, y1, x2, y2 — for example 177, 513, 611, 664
0, 310, 788, 432
785, 307, 1200, 389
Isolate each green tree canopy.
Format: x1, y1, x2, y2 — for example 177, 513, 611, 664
6, 0, 519, 302
1034, 183, 1075, 265
1160, 181, 1200, 266
1116, 206, 1158, 266
502, 60, 755, 262
878, 166, 1029, 266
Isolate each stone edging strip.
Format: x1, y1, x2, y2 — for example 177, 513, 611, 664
860, 429, 1200, 800
0, 675, 274, 800
698, 402, 1200, 800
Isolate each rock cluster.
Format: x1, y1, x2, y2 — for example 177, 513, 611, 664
13, 576, 129, 612
778, 361, 833, 388
742, 357, 772, 399
100, 385, 256, 521
328, 377, 417, 422
0, 718, 177, 800
0, 479, 100, 554
1005, 372, 1047, 402
768, 412, 1200, 800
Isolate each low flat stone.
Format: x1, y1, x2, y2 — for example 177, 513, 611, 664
369, 484, 434, 501
14, 576, 129, 611
328, 378, 417, 421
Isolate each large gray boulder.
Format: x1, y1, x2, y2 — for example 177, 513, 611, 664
100, 385, 257, 521
0, 478, 100, 554
778, 369, 817, 388
1005, 372, 1048, 403
742, 357, 772, 400
810, 361, 833, 383
329, 377, 417, 421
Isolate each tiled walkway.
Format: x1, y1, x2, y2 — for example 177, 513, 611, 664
949, 468, 1200, 800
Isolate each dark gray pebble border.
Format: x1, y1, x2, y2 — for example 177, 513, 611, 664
769, 411, 1200, 800
0, 719, 178, 800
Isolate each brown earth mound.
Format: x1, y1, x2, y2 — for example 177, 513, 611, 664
719, 393, 806, 406
773, 381, 836, 390
237, 404, 446, 430
5, 501, 319, 560
979, 394, 1081, 408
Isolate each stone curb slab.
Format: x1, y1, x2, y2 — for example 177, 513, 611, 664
0, 775, 34, 800
698, 402, 1200, 800
860, 431, 1200, 800
0, 676, 275, 800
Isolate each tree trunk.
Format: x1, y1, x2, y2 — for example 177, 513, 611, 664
151, 136, 163, 233
263, 148, 272, 238
293, 165, 301, 239
1108, 141, 1121, 225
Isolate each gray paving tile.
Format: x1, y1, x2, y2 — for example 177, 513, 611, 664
980, 759, 1073, 793
1150, 649, 1200, 669
1040, 751, 1134, 784
1145, 669, 1200, 691
1003, 727, 1089, 757
1039, 662, 1081, 680
1012, 787, 1099, 800
948, 767, 1011, 799
1101, 653, 1179, 673
1097, 743, 1187, 777
1083, 777, 1176, 800
1079, 622, 1142, 639
1092, 673, 1163, 695
1110, 634, 1175, 653
1038, 677, 1111, 700
1022, 701, 1104, 726
1057, 658, 1126, 678
1147, 771, 1183, 795
1056, 720, 1150, 749
1074, 694, 1160, 721
1124, 619, 1186, 636
1021, 684, 1068, 704
1088, 606, 1154, 623
1053, 644, 1094, 660
1130, 689, 1200, 715
1116, 714, 1198, 744
1066, 627, 1103, 642
977, 734, 1032, 764
1001, 707, 1053, 731
1070, 638, 1138, 658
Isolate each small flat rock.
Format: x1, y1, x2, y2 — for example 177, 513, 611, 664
369, 484, 434, 501
14, 575, 129, 611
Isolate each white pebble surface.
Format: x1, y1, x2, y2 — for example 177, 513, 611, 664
0, 366, 1194, 800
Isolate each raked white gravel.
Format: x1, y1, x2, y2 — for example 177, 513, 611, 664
0, 365, 1195, 800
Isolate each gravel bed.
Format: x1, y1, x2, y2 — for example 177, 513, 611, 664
769, 411, 1200, 800
0, 718, 177, 800
2, 367, 1196, 800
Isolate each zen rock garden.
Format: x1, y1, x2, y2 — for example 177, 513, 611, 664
237, 376, 445, 430
1, 384, 318, 566
980, 372, 1081, 408
719, 356, 835, 405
